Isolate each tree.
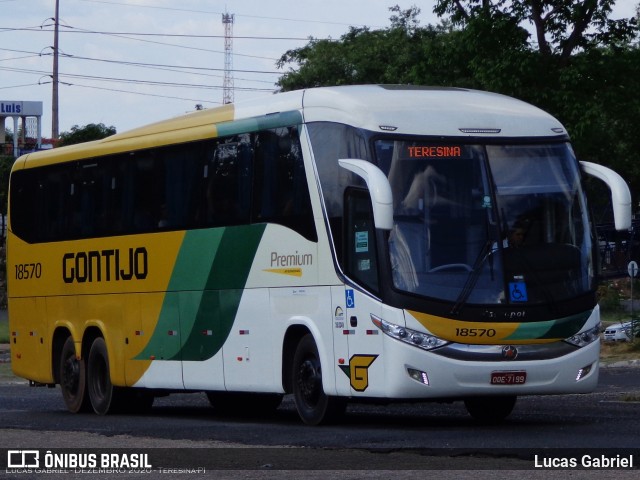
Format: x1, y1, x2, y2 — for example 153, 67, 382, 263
57, 123, 116, 147
277, 6, 429, 91
276, 5, 537, 94
434, 0, 638, 62
0, 155, 12, 215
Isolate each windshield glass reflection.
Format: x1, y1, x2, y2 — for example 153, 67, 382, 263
375, 140, 593, 305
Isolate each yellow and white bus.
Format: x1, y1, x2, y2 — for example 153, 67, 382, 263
7, 85, 631, 424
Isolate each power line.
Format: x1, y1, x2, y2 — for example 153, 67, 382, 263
0, 25, 318, 41
66, 82, 226, 104
0, 47, 281, 77
58, 54, 279, 84
15, 27, 317, 41
0, 82, 41, 90
0, 54, 41, 62
61, 25, 282, 61
0, 25, 293, 61
0, 25, 59, 32
0, 65, 276, 92
76, 0, 382, 29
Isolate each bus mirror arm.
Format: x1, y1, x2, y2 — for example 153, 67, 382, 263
580, 161, 632, 231
339, 159, 394, 230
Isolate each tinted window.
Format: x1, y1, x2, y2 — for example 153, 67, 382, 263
10, 126, 316, 243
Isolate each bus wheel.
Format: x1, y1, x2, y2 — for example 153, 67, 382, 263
87, 337, 116, 415
59, 336, 90, 413
464, 396, 517, 423
292, 334, 346, 425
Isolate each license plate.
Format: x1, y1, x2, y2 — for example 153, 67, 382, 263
491, 371, 527, 385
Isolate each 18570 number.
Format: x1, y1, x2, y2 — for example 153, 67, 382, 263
14, 263, 42, 280
455, 327, 496, 337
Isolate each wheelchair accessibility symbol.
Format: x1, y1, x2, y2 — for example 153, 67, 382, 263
509, 282, 528, 302
346, 289, 356, 308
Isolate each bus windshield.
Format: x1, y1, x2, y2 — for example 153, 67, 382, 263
375, 140, 593, 306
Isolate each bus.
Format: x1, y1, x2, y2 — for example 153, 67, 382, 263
7, 85, 631, 424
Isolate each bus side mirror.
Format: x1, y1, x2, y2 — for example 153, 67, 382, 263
339, 159, 394, 230
580, 161, 632, 231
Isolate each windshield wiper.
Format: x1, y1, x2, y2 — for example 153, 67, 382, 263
449, 238, 495, 316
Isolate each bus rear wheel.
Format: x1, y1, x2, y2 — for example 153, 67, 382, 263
292, 334, 346, 425
59, 336, 90, 413
86, 337, 153, 415
464, 396, 517, 423
87, 337, 117, 415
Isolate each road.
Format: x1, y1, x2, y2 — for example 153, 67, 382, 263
1, 303, 639, 477
0, 366, 638, 478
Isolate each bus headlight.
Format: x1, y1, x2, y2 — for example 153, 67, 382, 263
371, 315, 449, 351
564, 323, 601, 348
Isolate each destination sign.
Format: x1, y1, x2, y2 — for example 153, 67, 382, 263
407, 145, 467, 159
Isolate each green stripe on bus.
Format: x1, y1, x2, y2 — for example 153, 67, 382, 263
134, 224, 266, 362
504, 311, 591, 341
216, 110, 302, 137
179, 224, 266, 361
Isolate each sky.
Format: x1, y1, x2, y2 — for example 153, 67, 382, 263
0, 0, 637, 139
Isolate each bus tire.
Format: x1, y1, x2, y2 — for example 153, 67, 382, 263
87, 337, 116, 415
59, 336, 90, 413
464, 395, 517, 423
292, 334, 346, 425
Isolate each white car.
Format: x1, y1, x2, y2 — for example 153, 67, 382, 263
603, 322, 633, 342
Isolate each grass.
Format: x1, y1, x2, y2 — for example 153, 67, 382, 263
600, 309, 632, 324
599, 307, 640, 364
600, 338, 640, 364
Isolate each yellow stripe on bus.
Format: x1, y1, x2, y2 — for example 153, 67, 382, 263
407, 310, 560, 345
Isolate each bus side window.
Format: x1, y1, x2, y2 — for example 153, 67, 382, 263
206, 136, 252, 227
253, 127, 317, 241
344, 187, 379, 293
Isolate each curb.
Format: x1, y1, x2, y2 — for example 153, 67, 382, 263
0, 343, 9, 364
601, 359, 640, 368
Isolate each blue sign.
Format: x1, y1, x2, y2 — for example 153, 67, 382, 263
345, 289, 355, 308
509, 282, 528, 302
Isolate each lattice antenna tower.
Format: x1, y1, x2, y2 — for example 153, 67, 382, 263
222, 12, 235, 104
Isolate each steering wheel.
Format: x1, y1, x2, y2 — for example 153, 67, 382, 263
428, 263, 473, 273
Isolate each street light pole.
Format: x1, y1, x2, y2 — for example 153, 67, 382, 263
52, 0, 60, 140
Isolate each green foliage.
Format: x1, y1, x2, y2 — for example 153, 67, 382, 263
546, 47, 640, 196
277, 6, 429, 91
0, 155, 14, 215
57, 123, 116, 147
0, 311, 6, 341
434, 0, 638, 60
597, 281, 623, 313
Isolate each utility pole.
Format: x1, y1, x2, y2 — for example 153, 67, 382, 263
222, 12, 234, 105
52, 0, 60, 140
